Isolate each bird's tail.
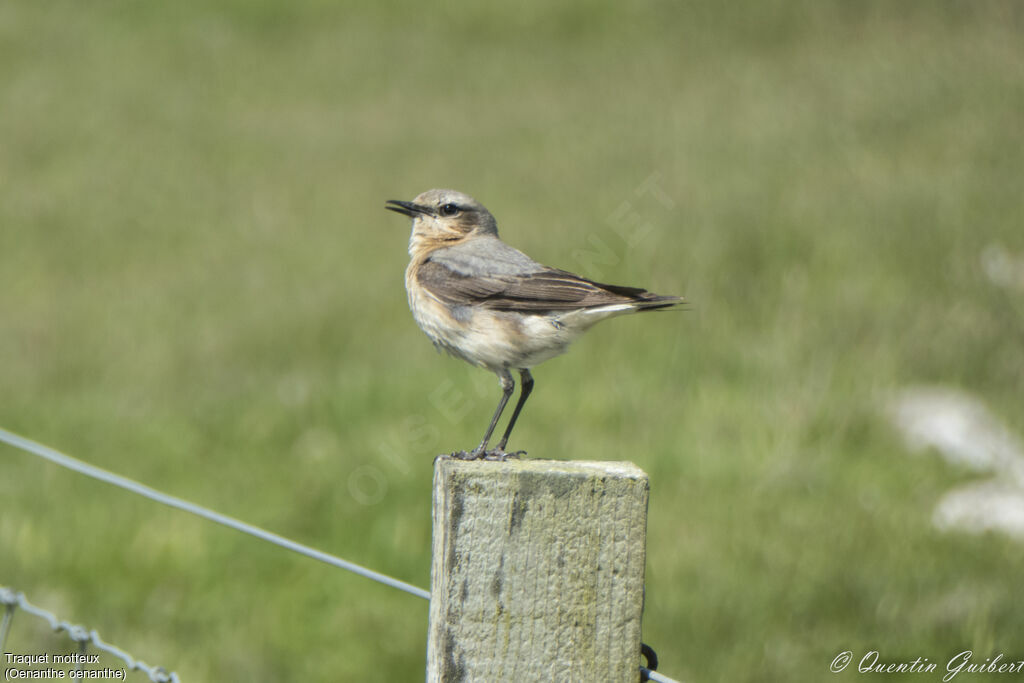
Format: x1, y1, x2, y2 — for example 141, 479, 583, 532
594, 282, 685, 312
633, 294, 685, 312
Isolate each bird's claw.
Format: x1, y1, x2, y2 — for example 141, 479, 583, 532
449, 449, 478, 461
483, 448, 525, 461
446, 448, 526, 461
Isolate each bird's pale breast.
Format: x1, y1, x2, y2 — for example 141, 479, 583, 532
406, 261, 584, 371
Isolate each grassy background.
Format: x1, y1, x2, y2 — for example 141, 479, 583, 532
3, 1, 1024, 681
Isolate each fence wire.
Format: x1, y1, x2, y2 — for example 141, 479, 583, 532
1, 587, 179, 682
0, 427, 430, 600
643, 667, 684, 683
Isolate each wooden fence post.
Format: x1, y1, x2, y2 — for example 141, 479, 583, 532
427, 456, 649, 682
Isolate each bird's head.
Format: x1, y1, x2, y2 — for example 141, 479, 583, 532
386, 189, 498, 256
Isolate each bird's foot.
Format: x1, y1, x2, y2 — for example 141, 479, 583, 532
445, 448, 526, 461
482, 448, 526, 461
449, 449, 481, 461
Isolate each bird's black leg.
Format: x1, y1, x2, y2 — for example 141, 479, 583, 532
494, 368, 533, 453
462, 370, 514, 459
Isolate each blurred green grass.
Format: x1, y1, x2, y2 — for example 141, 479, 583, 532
2, 1, 1024, 680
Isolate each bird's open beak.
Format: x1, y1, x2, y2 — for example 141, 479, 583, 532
385, 200, 432, 218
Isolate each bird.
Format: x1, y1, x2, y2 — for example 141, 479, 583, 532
386, 189, 683, 460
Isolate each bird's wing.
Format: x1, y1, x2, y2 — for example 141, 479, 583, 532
417, 255, 677, 313
428, 236, 542, 277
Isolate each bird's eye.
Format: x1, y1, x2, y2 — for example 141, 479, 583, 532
439, 203, 460, 217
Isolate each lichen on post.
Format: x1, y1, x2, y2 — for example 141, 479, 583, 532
427, 456, 650, 682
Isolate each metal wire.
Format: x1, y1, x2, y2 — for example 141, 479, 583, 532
642, 666, 684, 683
0, 426, 431, 601
0, 587, 179, 682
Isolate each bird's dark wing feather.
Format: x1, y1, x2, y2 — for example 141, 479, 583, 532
417, 258, 680, 313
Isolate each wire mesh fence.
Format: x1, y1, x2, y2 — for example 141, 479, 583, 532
1, 587, 179, 682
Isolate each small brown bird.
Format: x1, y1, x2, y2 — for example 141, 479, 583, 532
387, 189, 683, 460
